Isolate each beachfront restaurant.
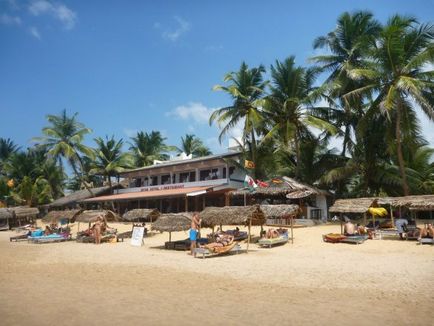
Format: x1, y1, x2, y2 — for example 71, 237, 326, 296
81, 152, 245, 214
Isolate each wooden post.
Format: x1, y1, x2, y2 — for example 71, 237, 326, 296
290, 215, 294, 244
390, 204, 395, 227
185, 196, 188, 212
169, 232, 171, 243
225, 192, 230, 206
78, 222, 80, 233
363, 212, 367, 226
247, 217, 252, 253
244, 193, 246, 206
340, 213, 343, 234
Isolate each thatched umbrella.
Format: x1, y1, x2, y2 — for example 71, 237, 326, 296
75, 210, 120, 231
8, 206, 39, 226
0, 208, 13, 230
122, 208, 160, 223
200, 205, 265, 252
42, 209, 81, 224
151, 212, 192, 242
260, 204, 299, 244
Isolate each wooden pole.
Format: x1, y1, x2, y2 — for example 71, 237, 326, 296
363, 212, 367, 226
391, 204, 395, 227
169, 232, 171, 243
290, 215, 294, 244
247, 218, 251, 253
185, 196, 188, 212
340, 213, 343, 234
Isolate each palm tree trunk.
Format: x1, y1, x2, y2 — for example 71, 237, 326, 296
396, 100, 410, 196
72, 155, 94, 196
250, 130, 257, 179
107, 174, 113, 194
294, 131, 301, 179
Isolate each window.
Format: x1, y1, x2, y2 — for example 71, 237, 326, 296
229, 167, 235, 177
180, 171, 195, 183
150, 176, 158, 186
172, 174, 176, 183
134, 178, 142, 187
200, 169, 211, 181
211, 168, 219, 180
161, 174, 170, 184
223, 167, 226, 178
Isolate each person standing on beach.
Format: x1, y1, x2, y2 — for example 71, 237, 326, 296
190, 212, 201, 255
94, 216, 102, 244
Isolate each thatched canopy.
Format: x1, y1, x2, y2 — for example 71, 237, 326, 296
75, 210, 119, 223
329, 198, 375, 214
42, 209, 81, 223
329, 195, 434, 214
0, 208, 13, 220
230, 176, 327, 199
200, 205, 265, 227
260, 204, 300, 218
152, 213, 192, 232
9, 206, 39, 218
122, 209, 160, 222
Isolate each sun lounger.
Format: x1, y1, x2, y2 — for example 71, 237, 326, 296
322, 233, 368, 244
258, 233, 289, 248
418, 237, 434, 245
28, 233, 71, 244
10, 233, 29, 242
165, 238, 208, 250
194, 242, 241, 259
376, 228, 400, 240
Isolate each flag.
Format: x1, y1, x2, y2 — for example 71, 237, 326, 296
244, 175, 258, 188
244, 160, 255, 169
271, 178, 283, 184
256, 180, 269, 188
7, 179, 14, 188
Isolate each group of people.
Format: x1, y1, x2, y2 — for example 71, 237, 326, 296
262, 228, 287, 239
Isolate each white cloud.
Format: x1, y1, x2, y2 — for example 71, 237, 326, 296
0, 13, 22, 25
158, 16, 191, 42
28, 0, 77, 30
166, 102, 215, 124
29, 26, 41, 39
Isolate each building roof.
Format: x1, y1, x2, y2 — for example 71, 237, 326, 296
82, 185, 219, 203
49, 185, 122, 208
120, 151, 241, 175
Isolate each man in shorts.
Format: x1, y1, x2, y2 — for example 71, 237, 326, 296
190, 212, 201, 255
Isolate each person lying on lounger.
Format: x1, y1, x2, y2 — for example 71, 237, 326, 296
205, 234, 234, 249
418, 223, 434, 240
44, 226, 52, 236
264, 228, 287, 239
344, 220, 357, 236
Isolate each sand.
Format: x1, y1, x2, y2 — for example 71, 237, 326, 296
1, 222, 433, 326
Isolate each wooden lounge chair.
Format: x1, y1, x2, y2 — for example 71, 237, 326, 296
10, 233, 29, 242
418, 237, 434, 245
194, 242, 241, 259
258, 232, 289, 248
323, 233, 368, 245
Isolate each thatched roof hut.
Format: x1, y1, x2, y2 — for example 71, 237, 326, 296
200, 205, 265, 227
122, 209, 160, 222
10, 206, 39, 218
75, 210, 120, 223
329, 198, 375, 214
0, 208, 13, 220
230, 176, 327, 199
42, 209, 81, 224
152, 213, 192, 233
260, 204, 300, 218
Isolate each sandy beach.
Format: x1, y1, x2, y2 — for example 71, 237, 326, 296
1, 223, 433, 326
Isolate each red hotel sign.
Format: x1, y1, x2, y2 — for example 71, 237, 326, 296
140, 184, 185, 192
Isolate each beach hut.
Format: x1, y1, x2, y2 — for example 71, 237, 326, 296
9, 206, 39, 227
42, 209, 81, 224
151, 212, 192, 243
260, 204, 299, 244
230, 176, 329, 220
0, 208, 13, 231
122, 208, 160, 223
200, 205, 265, 252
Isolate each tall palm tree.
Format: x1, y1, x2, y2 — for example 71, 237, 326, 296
263, 56, 336, 179
0, 138, 20, 175
34, 109, 95, 194
176, 134, 212, 157
311, 11, 381, 156
347, 15, 434, 195
210, 62, 267, 178
129, 131, 172, 167
90, 136, 133, 193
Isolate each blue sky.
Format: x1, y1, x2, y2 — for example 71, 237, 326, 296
1, 0, 433, 155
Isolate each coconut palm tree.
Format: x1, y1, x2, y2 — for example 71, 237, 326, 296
0, 138, 20, 175
311, 11, 381, 156
210, 62, 268, 178
90, 136, 133, 193
176, 134, 212, 157
129, 131, 172, 167
347, 15, 434, 195
262, 56, 336, 179
34, 109, 95, 194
